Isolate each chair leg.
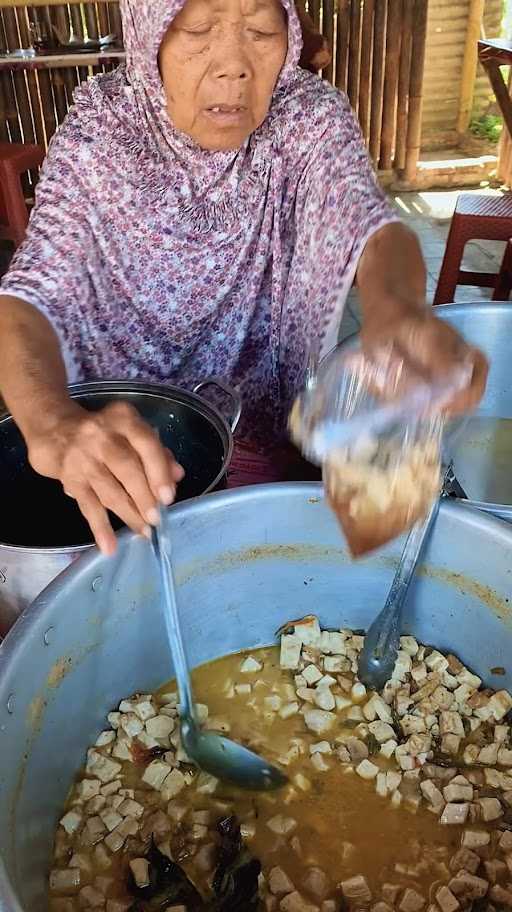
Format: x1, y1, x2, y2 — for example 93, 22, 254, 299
493, 241, 512, 301
0, 162, 30, 249
433, 220, 468, 305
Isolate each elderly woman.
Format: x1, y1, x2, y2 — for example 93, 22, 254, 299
0, 0, 486, 555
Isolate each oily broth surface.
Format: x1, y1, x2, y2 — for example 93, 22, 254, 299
158, 647, 459, 894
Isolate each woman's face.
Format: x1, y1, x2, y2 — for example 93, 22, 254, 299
159, 0, 288, 151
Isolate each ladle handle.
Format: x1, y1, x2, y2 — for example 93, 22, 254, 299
151, 516, 195, 723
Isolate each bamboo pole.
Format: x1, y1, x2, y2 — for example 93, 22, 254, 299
379, 0, 402, 171
335, 0, 350, 92
347, 0, 362, 114
394, 0, 413, 171
307, 0, 320, 31
358, 0, 374, 140
457, 0, 485, 135
323, 0, 335, 85
404, 0, 428, 183
96, 0, 109, 36
1, 8, 35, 144
107, 2, 122, 42
369, 0, 386, 163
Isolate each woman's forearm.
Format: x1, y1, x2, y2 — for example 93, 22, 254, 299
356, 222, 428, 328
0, 295, 76, 442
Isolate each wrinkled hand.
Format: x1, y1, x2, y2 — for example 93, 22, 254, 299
361, 309, 488, 416
27, 400, 184, 555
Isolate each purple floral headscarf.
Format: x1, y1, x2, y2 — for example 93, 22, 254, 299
0, 0, 398, 442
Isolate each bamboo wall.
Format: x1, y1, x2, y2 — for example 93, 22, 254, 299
0, 3, 122, 152
0, 0, 429, 180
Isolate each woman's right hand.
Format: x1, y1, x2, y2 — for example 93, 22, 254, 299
26, 400, 184, 555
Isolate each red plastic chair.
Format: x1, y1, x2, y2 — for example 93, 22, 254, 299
434, 193, 512, 305
0, 141, 45, 249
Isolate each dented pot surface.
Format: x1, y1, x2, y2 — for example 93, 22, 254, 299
1, 482, 512, 910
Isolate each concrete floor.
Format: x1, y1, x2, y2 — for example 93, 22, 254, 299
339, 188, 507, 342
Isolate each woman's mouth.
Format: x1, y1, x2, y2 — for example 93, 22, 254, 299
204, 104, 248, 126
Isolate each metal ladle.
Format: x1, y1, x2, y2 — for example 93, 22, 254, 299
151, 511, 288, 791
357, 464, 462, 690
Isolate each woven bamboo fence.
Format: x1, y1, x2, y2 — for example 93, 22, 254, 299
0, 0, 429, 180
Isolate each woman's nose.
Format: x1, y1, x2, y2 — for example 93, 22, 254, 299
211, 33, 251, 80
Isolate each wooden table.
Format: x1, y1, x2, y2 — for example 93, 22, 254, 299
478, 38, 512, 140
0, 48, 125, 73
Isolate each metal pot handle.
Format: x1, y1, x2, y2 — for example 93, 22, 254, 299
193, 377, 242, 433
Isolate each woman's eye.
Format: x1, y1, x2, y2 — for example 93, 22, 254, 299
183, 27, 211, 36
249, 29, 277, 38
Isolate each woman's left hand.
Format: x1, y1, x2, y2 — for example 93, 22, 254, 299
361, 308, 488, 416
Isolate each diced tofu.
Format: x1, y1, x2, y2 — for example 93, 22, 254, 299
335, 696, 353, 711
119, 713, 144, 738
400, 636, 419, 657
112, 740, 133, 761
76, 780, 101, 802
441, 735, 461, 756
313, 689, 335, 712
280, 702, 300, 719
351, 683, 367, 702
297, 687, 315, 704
280, 635, 302, 670
382, 885, 401, 905
196, 773, 218, 795
368, 721, 395, 743
302, 868, 330, 900
99, 809, 123, 833
425, 651, 449, 673
376, 773, 388, 798
443, 782, 473, 803
440, 803, 469, 825
280, 891, 318, 912
401, 715, 426, 735
380, 739, 398, 759
266, 815, 297, 835
386, 771, 402, 792
303, 709, 335, 735
478, 797, 503, 821
118, 699, 135, 713
320, 631, 346, 654
129, 858, 150, 888
477, 743, 498, 765
310, 741, 332, 755
323, 656, 349, 673
85, 752, 122, 785
489, 690, 512, 721
117, 798, 144, 820
50, 869, 81, 895
83, 816, 107, 847
60, 810, 83, 836
420, 779, 444, 812
448, 872, 488, 901
500, 830, 512, 850
95, 731, 115, 748
461, 829, 490, 849
499, 747, 512, 767
160, 770, 186, 802
240, 655, 263, 674
293, 774, 312, 792
310, 752, 330, 773
435, 886, 459, 912
449, 848, 481, 875
107, 712, 121, 729
439, 712, 464, 737
399, 888, 425, 912
145, 715, 175, 740
340, 875, 372, 904
356, 759, 379, 780
141, 760, 171, 790
265, 695, 283, 712
269, 867, 295, 895
132, 700, 156, 722
303, 665, 323, 685
291, 616, 321, 646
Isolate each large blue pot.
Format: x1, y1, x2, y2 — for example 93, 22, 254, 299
0, 483, 512, 910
